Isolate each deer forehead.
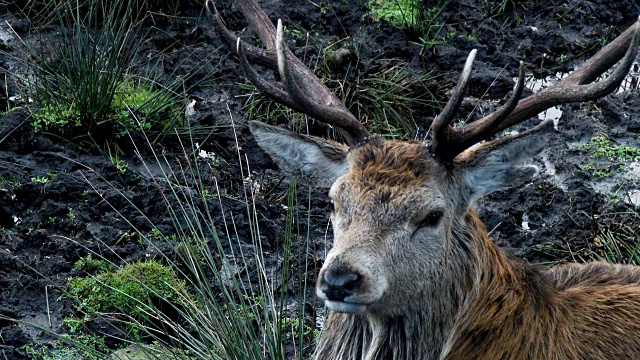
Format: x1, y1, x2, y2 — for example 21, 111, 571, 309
349, 140, 435, 185
330, 141, 447, 217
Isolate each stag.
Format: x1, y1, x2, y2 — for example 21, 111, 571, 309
209, 1, 640, 358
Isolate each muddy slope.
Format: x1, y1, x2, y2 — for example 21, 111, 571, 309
1, 0, 640, 358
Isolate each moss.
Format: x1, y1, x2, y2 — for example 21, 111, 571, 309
66, 260, 190, 338
22, 335, 108, 360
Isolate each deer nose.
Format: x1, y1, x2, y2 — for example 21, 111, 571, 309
320, 268, 363, 301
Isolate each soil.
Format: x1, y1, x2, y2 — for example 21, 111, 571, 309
1, 0, 640, 358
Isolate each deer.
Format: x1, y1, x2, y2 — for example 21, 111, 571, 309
208, 1, 640, 358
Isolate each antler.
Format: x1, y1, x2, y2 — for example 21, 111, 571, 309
431, 18, 640, 164
206, 0, 372, 146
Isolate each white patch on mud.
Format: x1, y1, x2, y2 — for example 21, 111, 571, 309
521, 213, 530, 231
0, 22, 13, 42
628, 189, 640, 207
616, 62, 640, 93
185, 99, 197, 117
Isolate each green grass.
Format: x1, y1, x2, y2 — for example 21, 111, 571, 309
243, 56, 442, 140
16, 0, 181, 27
486, 0, 534, 16
341, 59, 441, 138
5, 0, 189, 147
591, 221, 640, 265
367, 0, 420, 27
366, 0, 450, 49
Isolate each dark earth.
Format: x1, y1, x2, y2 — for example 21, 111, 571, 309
2, 0, 640, 358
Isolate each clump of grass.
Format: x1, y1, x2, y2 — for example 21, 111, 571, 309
487, 0, 536, 17
592, 222, 640, 265
7, 0, 185, 146
366, 0, 450, 49
11, 0, 140, 135
17, 0, 181, 27
338, 59, 441, 139
243, 57, 442, 140
578, 135, 640, 177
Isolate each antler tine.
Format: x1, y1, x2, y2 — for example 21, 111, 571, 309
431, 16, 640, 164
469, 18, 640, 137
208, 0, 372, 146
275, 20, 371, 144
235, 38, 296, 109
430, 49, 477, 155
206, 0, 277, 70
447, 61, 526, 155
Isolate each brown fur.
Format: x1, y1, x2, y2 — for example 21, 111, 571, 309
350, 141, 432, 188
313, 140, 640, 360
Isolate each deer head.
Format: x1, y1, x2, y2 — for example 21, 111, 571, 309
209, 0, 640, 356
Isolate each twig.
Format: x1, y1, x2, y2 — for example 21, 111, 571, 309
563, 209, 583, 228
45, 285, 52, 328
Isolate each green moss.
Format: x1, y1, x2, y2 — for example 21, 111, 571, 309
31, 102, 81, 133
66, 260, 190, 338
111, 80, 183, 136
73, 254, 111, 274
22, 335, 108, 360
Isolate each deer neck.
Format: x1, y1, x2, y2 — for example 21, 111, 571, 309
440, 210, 556, 359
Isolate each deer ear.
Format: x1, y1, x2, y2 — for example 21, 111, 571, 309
457, 120, 553, 202
249, 121, 349, 187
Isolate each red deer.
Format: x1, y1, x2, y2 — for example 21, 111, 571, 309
209, 1, 640, 358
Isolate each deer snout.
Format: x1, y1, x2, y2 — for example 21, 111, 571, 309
316, 253, 388, 314
319, 268, 363, 302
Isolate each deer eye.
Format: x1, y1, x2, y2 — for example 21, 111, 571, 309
420, 211, 443, 228
329, 199, 336, 213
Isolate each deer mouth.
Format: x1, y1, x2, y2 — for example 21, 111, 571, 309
323, 300, 367, 314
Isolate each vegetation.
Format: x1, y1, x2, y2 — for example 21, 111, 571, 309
243, 56, 442, 139
365, 0, 450, 49
5, 0, 638, 359
592, 223, 640, 265
6, 0, 186, 147
485, 0, 534, 16
15, 126, 319, 359
65, 259, 191, 339
367, 0, 421, 27
579, 135, 640, 177
23, 335, 109, 360
17, 0, 181, 27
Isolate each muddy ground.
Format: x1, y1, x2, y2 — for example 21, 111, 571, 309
1, 0, 640, 358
